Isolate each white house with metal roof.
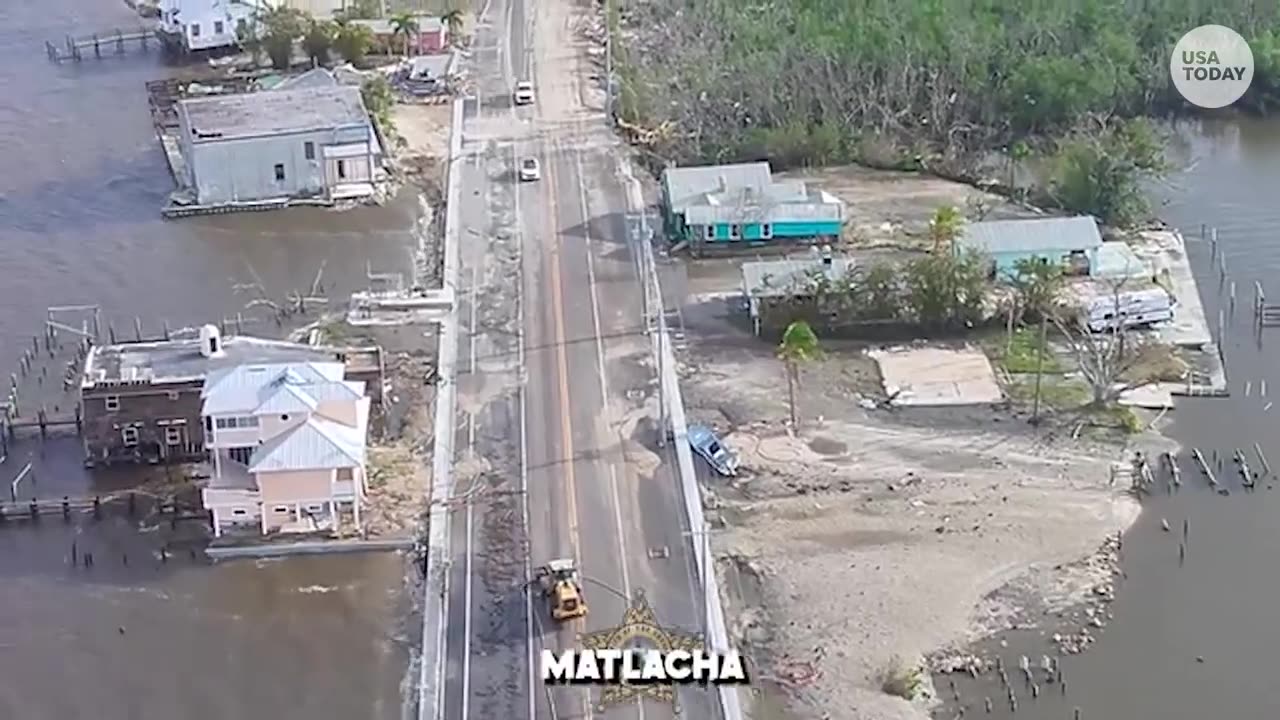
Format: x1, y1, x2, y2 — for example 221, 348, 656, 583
176, 84, 383, 207
956, 216, 1104, 281
740, 253, 856, 335
199, 360, 371, 537
661, 161, 844, 246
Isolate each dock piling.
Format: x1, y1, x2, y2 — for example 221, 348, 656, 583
1192, 448, 1218, 488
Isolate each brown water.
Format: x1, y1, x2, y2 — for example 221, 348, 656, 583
0, 2, 424, 718
938, 118, 1280, 720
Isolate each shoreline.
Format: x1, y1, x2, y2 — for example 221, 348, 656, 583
662, 162, 1210, 720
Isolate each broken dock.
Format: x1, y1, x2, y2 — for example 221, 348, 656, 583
46, 27, 159, 62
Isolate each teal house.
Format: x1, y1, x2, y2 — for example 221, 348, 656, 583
661, 162, 844, 247
956, 216, 1104, 281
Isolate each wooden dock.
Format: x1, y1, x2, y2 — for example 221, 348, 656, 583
0, 492, 198, 524
46, 27, 159, 63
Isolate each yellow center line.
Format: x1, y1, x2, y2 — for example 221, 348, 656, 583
545, 147, 593, 720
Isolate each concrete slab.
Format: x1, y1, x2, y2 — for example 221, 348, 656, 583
1118, 383, 1176, 409
1130, 230, 1213, 349
869, 345, 1004, 406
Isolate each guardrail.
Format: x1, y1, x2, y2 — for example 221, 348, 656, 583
419, 93, 466, 720
631, 170, 744, 720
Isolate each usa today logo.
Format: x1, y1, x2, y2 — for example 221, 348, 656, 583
1170, 24, 1254, 108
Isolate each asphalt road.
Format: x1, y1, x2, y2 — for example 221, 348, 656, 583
441, 0, 719, 718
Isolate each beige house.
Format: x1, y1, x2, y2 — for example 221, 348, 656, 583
199, 360, 370, 537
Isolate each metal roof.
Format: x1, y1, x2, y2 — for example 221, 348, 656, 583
662, 162, 773, 211
201, 362, 344, 412
958, 216, 1103, 255
179, 86, 370, 143
273, 68, 340, 91
685, 196, 844, 225
248, 409, 368, 473
202, 363, 366, 419
741, 257, 857, 297
82, 335, 371, 386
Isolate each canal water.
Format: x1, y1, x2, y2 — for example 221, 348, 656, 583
938, 118, 1280, 720
0, 2, 423, 718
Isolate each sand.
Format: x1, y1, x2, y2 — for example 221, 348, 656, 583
681, 337, 1163, 720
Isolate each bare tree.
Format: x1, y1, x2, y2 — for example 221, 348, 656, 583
1051, 279, 1176, 407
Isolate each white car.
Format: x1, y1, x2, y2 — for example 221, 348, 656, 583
519, 158, 541, 182
514, 81, 535, 105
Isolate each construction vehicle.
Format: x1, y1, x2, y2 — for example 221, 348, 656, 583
537, 558, 588, 622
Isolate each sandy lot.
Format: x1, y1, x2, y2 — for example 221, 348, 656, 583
393, 103, 453, 164
314, 320, 440, 538
679, 320, 1172, 720
776, 165, 1043, 251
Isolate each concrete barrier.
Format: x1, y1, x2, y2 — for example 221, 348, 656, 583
419, 94, 466, 720
626, 159, 744, 720
205, 536, 414, 560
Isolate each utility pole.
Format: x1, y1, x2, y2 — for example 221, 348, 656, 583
1031, 313, 1048, 424
604, 0, 613, 119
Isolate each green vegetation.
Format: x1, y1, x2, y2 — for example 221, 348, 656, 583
389, 12, 421, 56
758, 245, 990, 331
257, 5, 308, 69
778, 320, 822, 427
303, 19, 336, 66
988, 327, 1064, 375
1008, 257, 1066, 323
878, 656, 925, 700
334, 18, 375, 64
1047, 118, 1167, 226
616, 0, 1280, 224
441, 9, 465, 45
361, 75, 399, 141
1006, 375, 1091, 410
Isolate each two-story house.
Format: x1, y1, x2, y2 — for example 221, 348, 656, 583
157, 0, 258, 54
199, 360, 370, 537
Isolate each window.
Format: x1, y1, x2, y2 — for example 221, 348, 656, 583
121, 427, 139, 446
704, 225, 715, 240
274, 164, 285, 181
304, 142, 315, 160
215, 417, 233, 430
337, 160, 347, 179
273, 505, 290, 514
214, 20, 224, 35
104, 395, 120, 412
236, 18, 247, 35
165, 427, 183, 445
167, 390, 180, 401
231, 508, 248, 517
761, 223, 774, 239
729, 224, 742, 239
236, 416, 259, 428
205, 416, 213, 432
190, 22, 200, 37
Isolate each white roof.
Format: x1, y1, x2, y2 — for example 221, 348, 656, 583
249, 404, 369, 473
201, 362, 358, 415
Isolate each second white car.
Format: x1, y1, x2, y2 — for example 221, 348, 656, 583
519, 158, 541, 182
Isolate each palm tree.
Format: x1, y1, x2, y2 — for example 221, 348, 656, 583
440, 8, 464, 46
389, 12, 420, 57
777, 320, 821, 429
928, 204, 964, 254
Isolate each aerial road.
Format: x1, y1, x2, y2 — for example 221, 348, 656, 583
433, 0, 720, 718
